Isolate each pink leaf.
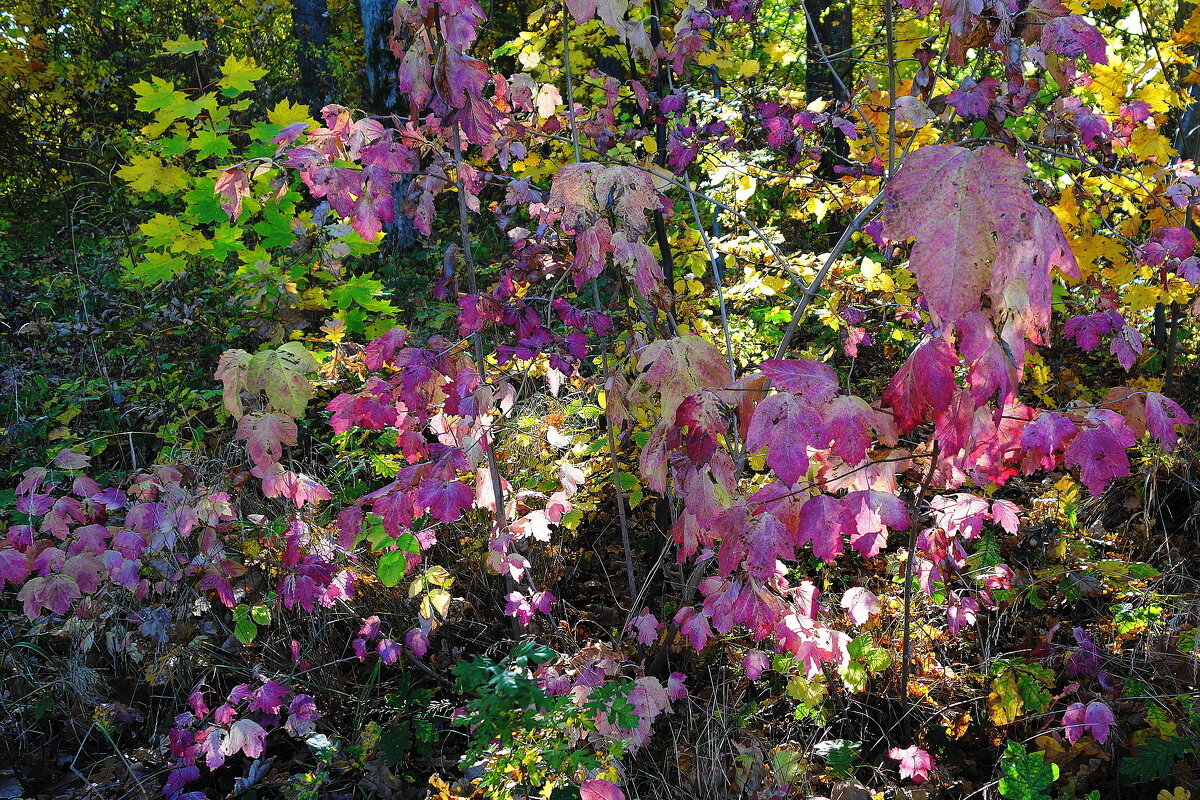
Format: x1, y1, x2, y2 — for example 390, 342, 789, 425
675, 607, 712, 651
629, 610, 662, 645
1110, 324, 1144, 371
1084, 700, 1115, 743
884, 336, 958, 432
285, 694, 320, 737
840, 586, 880, 625
796, 494, 845, 564
746, 393, 825, 485
1062, 702, 1087, 744
580, 779, 625, 800
221, 718, 267, 759
759, 358, 839, 403
1145, 391, 1193, 451
888, 745, 935, 783
884, 145, 1036, 326
1042, 15, 1108, 64
743, 650, 770, 680
666, 672, 688, 701
235, 412, 298, 468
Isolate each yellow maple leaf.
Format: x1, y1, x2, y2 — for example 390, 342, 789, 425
267, 98, 314, 129
117, 153, 190, 195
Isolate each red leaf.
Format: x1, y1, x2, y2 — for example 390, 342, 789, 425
884, 336, 958, 432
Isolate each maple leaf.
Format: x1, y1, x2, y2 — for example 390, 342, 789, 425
885, 145, 1036, 325
637, 335, 730, 421
596, 166, 660, 232
1042, 15, 1108, 64
118, 153, 190, 195
215, 349, 252, 419
629, 609, 661, 645
217, 55, 268, 95
364, 327, 410, 370
285, 695, 320, 737
1084, 700, 1115, 743
549, 162, 603, 230
1110, 324, 1144, 371
17, 573, 81, 618
236, 412, 298, 468
1063, 310, 1123, 351
822, 395, 877, 463
221, 718, 267, 759
883, 335, 958, 432
1145, 391, 1194, 451
889, 745, 935, 783
746, 393, 826, 485
740, 512, 793, 580
674, 607, 712, 651
581, 779, 626, 800
946, 76, 999, 120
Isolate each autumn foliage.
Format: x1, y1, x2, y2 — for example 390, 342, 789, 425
4, 0, 1200, 798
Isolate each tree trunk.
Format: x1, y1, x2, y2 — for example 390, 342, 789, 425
804, 0, 853, 189
359, 0, 415, 251
803, 0, 853, 106
293, 0, 333, 108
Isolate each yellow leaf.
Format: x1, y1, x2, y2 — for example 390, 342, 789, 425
988, 672, 1023, 726
1158, 788, 1190, 800
267, 98, 314, 129
738, 59, 760, 77
117, 153, 190, 195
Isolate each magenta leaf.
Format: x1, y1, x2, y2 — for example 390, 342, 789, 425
416, 479, 474, 523
580, 779, 625, 800
1084, 700, 1115, 743
759, 358, 839, 403
796, 494, 845, 564
884, 335, 958, 432
1064, 410, 1137, 495
1145, 391, 1193, 451
746, 393, 825, 486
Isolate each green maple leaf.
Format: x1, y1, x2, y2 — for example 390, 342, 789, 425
160, 34, 206, 54
218, 55, 268, 95
191, 129, 234, 159
329, 276, 398, 312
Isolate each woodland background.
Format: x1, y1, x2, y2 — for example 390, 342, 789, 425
2, 0, 1200, 799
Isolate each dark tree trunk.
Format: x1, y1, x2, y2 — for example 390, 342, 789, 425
804, 0, 853, 181
358, 0, 415, 251
359, 0, 398, 112
803, 0, 853, 106
293, 0, 333, 108
355, 0, 417, 251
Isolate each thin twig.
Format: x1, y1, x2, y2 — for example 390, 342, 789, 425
774, 191, 885, 357
900, 441, 941, 734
